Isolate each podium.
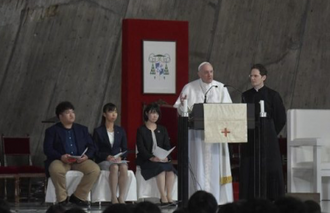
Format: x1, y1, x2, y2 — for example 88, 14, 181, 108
189, 103, 255, 130
190, 103, 270, 199
177, 103, 254, 206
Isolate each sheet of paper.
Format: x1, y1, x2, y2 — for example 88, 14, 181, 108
69, 147, 88, 159
114, 151, 127, 159
113, 160, 129, 164
153, 146, 175, 160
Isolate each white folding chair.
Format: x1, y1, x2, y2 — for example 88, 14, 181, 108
287, 109, 330, 200
136, 166, 178, 201
91, 170, 137, 204
45, 171, 91, 203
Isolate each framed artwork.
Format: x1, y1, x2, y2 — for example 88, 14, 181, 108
143, 40, 176, 94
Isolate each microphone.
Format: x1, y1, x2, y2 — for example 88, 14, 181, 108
224, 84, 246, 103
224, 84, 241, 92
204, 85, 218, 103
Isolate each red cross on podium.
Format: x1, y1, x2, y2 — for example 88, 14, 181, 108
221, 128, 231, 137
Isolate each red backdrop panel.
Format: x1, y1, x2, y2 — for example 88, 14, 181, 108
121, 19, 189, 167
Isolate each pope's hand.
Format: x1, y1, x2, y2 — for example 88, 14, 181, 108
180, 94, 187, 105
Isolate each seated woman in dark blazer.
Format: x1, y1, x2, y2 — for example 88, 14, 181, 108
136, 103, 177, 204
93, 103, 128, 204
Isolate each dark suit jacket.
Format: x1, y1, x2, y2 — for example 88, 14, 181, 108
136, 124, 172, 166
43, 122, 96, 177
93, 125, 128, 163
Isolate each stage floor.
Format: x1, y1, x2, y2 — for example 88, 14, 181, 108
4, 200, 330, 212
6, 202, 177, 213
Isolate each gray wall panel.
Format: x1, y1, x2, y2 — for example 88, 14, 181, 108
0, 0, 129, 165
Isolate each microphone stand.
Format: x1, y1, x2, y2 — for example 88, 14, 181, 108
224, 84, 246, 103
258, 102, 267, 198
204, 85, 218, 103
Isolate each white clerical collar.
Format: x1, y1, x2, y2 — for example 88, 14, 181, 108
199, 78, 213, 92
254, 85, 264, 92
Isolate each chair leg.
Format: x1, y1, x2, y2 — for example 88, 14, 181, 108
88, 201, 91, 210
15, 176, 20, 203
28, 178, 32, 202
44, 177, 47, 199
4, 178, 8, 201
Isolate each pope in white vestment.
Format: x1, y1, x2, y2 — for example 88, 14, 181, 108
173, 62, 233, 204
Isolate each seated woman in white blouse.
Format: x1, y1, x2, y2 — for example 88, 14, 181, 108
93, 103, 128, 204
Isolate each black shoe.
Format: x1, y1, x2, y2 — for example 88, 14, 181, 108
169, 201, 177, 207
58, 197, 69, 206
69, 194, 88, 207
159, 199, 169, 206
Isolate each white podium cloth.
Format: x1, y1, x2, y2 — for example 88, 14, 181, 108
91, 170, 137, 202
204, 103, 247, 143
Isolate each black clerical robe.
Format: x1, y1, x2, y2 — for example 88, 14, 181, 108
239, 86, 286, 200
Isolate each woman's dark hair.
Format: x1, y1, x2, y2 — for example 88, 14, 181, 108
103, 203, 132, 213
143, 103, 161, 122
241, 198, 279, 213
0, 207, 10, 213
64, 207, 86, 213
274, 196, 306, 213
0, 200, 11, 213
251, 64, 268, 76
188, 190, 218, 213
55, 101, 75, 118
133, 201, 161, 213
304, 200, 321, 213
101, 103, 117, 125
218, 201, 245, 213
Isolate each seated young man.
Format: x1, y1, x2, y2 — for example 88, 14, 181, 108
44, 101, 100, 206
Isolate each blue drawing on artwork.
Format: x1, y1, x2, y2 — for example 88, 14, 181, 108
148, 53, 171, 79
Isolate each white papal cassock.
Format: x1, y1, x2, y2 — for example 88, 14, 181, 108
173, 78, 233, 204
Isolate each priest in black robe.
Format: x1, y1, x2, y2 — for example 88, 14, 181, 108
239, 64, 286, 200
